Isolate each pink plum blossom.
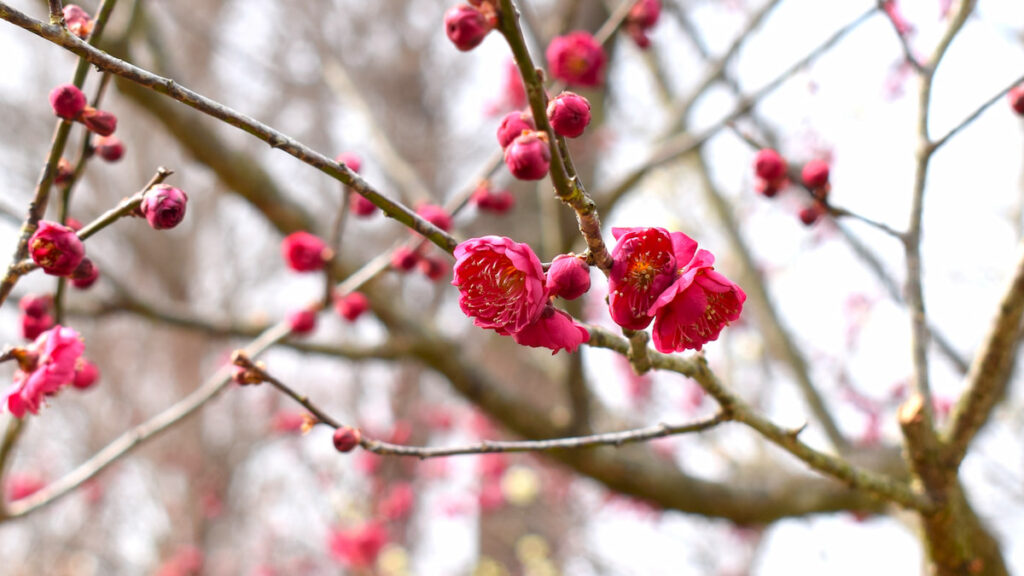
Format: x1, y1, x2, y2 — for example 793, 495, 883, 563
452, 236, 546, 334
5, 325, 85, 417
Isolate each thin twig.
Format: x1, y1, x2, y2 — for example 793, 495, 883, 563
0, 3, 458, 254
235, 354, 731, 459
585, 326, 932, 511
931, 72, 1024, 152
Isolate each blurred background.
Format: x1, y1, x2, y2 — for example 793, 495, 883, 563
1, 0, 1024, 574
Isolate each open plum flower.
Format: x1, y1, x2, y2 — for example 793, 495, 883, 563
649, 249, 746, 353
607, 227, 682, 330
4, 325, 85, 418
452, 236, 589, 353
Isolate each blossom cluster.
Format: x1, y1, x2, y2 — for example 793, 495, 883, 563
4, 325, 97, 418
608, 228, 745, 353
452, 236, 590, 354
451, 229, 744, 356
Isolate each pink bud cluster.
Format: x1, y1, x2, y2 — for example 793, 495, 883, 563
624, 0, 662, 49
19, 294, 54, 340
608, 227, 745, 352
443, 2, 498, 52
4, 325, 98, 418
471, 181, 515, 214
752, 149, 832, 228
452, 236, 591, 354
48, 84, 118, 137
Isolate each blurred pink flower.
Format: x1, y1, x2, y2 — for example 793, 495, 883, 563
547, 31, 606, 87
327, 521, 389, 569
5, 325, 84, 417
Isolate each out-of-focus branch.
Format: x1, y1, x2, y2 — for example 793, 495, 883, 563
835, 223, 969, 374
599, 6, 877, 208
664, 0, 783, 130
931, 71, 1024, 152
901, 0, 976, 459
945, 242, 1024, 467
318, 53, 432, 205
403, 319, 907, 523
586, 326, 930, 511
0, 417, 26, 517
0, 3, 457, 254
877, 0, 924, 73
693, 155, 847, 451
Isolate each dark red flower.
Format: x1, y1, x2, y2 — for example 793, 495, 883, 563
607, 227, 683, 330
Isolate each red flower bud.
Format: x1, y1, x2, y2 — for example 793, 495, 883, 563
754, 178, 780, 199
140, 184, 188, 230
799, 204, 825, 226
627, 0, 661, 29
62, 4, 94, 39
546, 254, 591, 300
332, 426, 362, 453
71, 359, 100, 390
546, 31, 606, 87
54, 158, 74, 187
471, 184, 515, 214
444, 5, 492, 52
801, 160, 830, 190
416, 204, 453, 232
29, 221, 85, 276
496, 111, 535, 149
94, 135, 125, 162
626, 25, 652, 49
70, 257, 100, 289
418, 255, 449, 281
504, 130, 551, 181
64, 217, 83, 231
21, 313, 54, 340
334, 291, 370, 322
287, 308, 317, 335
19, 294, 53, 319
1009, 86, 1024, 116
49, 84, 86, 120
753, 149, 787, 182
546, 92, 591, 138
79, 107, 117, 137
391, 246, 421, 272
335, 152, 362, 174
281, 231, 328, 272
349, 194, 378, 217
